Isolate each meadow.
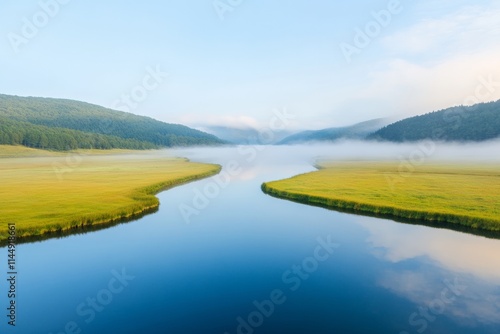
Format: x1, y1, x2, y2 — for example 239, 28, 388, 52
0, 145, 221, 242
262, 161, 500, 231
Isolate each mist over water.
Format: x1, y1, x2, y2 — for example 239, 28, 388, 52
167, 139, 500, 168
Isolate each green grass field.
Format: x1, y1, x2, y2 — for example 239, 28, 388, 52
0, 145, 220, 242
262, 161, 500, 231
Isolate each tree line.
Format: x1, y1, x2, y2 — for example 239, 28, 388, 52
0, 94, 225, 150
0, 116, 156, 150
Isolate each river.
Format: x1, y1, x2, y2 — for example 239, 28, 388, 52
2, 144, 500, 334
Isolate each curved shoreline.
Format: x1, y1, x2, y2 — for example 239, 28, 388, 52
0, 166, 221, 246
261, 182, 500, 234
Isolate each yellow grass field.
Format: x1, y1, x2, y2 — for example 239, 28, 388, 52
0, 146, 221, 242
262, 161, 500, 231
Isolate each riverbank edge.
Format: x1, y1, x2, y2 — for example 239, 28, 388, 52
0, 165, 221, 244
261, 182, 500, 232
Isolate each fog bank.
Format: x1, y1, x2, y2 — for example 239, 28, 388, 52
167, 139, 500, 168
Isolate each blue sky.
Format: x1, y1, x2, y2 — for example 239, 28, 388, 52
1, 0, 499, 130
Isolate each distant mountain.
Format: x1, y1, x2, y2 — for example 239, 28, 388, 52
0, 94, 224, 150
201, 125, 294, 144
278, 118, 389, 145
369, 100, 500, 142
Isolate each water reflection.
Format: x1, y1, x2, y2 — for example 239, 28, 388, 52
360, 219, 500, 283
378, 269, 500, 329
356, 219, 500, 331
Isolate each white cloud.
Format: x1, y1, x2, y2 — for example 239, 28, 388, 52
378, 270, 500, 327
341, 3, 500, 119
360, 219, 500, 285
382, 4, 500, 55
353, 49, 500, 118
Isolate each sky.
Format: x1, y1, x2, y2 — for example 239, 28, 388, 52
1, 0, 499, 131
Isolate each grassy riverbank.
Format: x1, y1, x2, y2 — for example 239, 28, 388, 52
262, 161, 500, 231
0, 146, 220, 242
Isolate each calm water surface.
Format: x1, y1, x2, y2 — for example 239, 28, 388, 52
2, 145, 499, 334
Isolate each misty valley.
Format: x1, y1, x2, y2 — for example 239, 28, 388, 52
2, 1, 500, 331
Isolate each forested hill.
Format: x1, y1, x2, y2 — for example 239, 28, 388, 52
369, 100, 500, 142
0, 94, 224, 150
0, 116, 157, 150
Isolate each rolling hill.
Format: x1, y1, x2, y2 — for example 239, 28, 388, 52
369, 100, 500, 142
0, 94, 224, 150
278, 118, 389, 144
